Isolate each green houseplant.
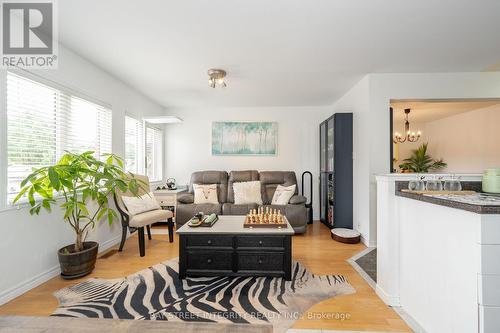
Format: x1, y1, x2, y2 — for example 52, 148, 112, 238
399, 143, 447, 173
13, 151, 143, 279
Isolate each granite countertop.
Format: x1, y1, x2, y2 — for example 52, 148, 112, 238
395, 181, 500, 214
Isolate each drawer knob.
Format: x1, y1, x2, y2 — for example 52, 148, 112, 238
258, 241, 263, 246
207, 258, 212, 264
207, 240, 212, 245
258, 258, 263, 264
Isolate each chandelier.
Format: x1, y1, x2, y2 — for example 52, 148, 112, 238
208, 69, 227, 88
393, 108, 421, 143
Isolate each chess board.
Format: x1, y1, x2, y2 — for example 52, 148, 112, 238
243, 207, 288, 228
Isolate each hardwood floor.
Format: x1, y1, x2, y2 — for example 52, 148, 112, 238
0, 222, 410, 332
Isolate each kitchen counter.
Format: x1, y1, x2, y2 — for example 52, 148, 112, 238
395, 181, 500, 214
376, 175, 500, 332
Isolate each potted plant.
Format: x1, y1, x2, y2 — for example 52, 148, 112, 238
13, 151, 143, 279
399, 143, 447, 173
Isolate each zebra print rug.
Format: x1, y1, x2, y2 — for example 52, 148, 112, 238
52, 259, 355, 332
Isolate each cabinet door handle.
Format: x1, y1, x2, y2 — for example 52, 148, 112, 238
258, 258, 263, 264
207, 240, 212, 245
207, 258, 212, 264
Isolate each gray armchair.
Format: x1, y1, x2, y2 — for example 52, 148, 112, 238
176, 171, 228, 227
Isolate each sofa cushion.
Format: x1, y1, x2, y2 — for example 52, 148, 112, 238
271, 184, 296, 205
176, 203, 222, 227
233, 180, 263, 205
227, 170, 259, 203
189, 171, 228, 203
193, 184, 218, 204
260, 171, 298, 204
222, 203, 258, 215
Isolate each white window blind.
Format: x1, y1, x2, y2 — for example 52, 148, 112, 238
124, 116, 144, 174
6, 72, 112, 203
145, 126, 163, 182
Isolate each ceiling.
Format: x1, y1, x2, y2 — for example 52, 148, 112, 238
391, 100, 500, 123
59, 0, 500, 108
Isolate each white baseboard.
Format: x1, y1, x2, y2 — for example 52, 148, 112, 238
0, 263, 60, 306
360, 235, 377, 247
0, 235, 122, 306
375, 284, 400, 307
98, 234, 122, 253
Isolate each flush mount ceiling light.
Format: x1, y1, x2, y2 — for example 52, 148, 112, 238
143, 116, 183, 124
393, 108, 421, 143
208, 68, 227, 88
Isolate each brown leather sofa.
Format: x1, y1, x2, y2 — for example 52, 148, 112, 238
177, 170, 307, 233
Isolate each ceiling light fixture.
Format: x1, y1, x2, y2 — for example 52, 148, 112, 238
208, 68, 227, 88
393, 108, 421, 143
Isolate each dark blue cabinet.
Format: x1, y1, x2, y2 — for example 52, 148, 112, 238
319, 113, 353, 229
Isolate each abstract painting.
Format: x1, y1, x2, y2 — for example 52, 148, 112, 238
212, 121, 278, 155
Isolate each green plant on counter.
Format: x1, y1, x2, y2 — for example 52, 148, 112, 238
13, 151, 145, 253
399, 143, 447, 173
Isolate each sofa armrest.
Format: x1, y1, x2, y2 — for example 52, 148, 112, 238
289, 195, 307, 205
178, 193, 194, 204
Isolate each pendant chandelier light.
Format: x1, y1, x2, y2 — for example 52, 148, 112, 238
393, 108, 421, 143
208, 69, 227, 88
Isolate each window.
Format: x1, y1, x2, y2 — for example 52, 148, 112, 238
5, 72, 112, 204
145, 126, 163, 182
124, 116, 144, 174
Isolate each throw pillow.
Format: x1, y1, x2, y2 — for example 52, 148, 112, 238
122, 192, 161, 215
271, 184, 296, 205
233, 181, 263, 205
193, 184, 219, 204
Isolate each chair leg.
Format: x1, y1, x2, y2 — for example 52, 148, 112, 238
138, 227, 145, 257
167, 217, 174, 243
118, 226, 127, 252
146, 225, 152, 240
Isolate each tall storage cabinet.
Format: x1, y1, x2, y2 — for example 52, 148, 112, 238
319, 113, 353, 229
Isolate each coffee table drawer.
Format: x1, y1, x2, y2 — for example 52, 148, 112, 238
236, 235, 285, 249
185, 235, 233, 248
187, 251, 233, 271
237, 253, 284, 271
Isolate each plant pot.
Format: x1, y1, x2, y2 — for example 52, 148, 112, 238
57, 241, 99, 279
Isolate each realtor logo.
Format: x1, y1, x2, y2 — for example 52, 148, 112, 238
1, 0, 58, 68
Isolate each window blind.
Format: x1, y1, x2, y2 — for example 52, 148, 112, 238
6, 72, 112, 203
146, 126, 163, 182
125, 116, 144, 174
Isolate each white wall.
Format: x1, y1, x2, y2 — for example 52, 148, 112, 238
0, 44, 165, 304
164, 106, 332, 219
333, 72, 500, 246
330, 76, 372, 244
424, 104, 500, 173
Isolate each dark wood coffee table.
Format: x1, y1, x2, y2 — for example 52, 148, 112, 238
177, 215, 294, 280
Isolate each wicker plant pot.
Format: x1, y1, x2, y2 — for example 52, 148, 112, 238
57, 241, 99, 279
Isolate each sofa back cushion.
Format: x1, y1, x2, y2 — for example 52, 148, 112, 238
227, 170, 260, 203
259, 171, 298, 204
189, 171, 228, 203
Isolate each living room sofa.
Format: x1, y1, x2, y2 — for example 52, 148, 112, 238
176, 170, 308, 233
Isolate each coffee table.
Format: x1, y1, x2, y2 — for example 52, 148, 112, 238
176, 215, 294, 280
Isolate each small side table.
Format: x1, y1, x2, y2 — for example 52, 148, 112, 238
153, 187, 187, 241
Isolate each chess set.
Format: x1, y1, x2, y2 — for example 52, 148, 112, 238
244, 207, 288, 228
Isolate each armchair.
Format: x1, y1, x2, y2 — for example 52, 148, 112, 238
114, 174, 173, 257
